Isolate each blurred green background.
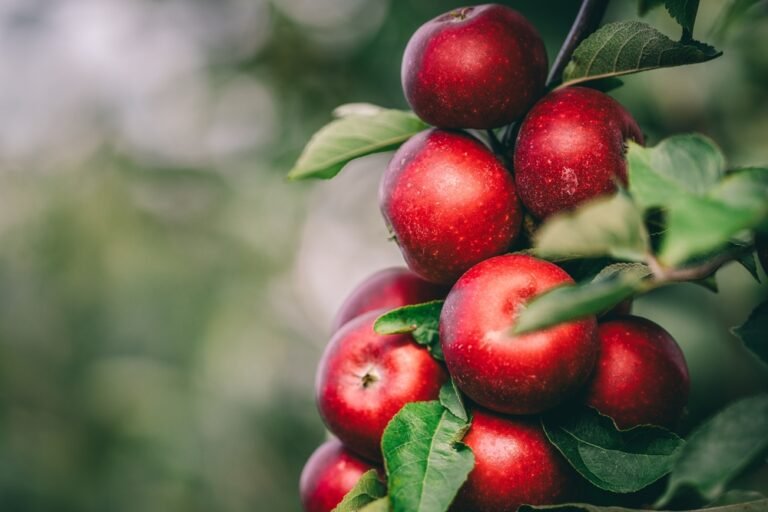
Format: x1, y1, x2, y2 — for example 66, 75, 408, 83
0, 1, 766, 510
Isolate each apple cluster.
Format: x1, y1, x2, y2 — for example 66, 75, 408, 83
300, 5, 691, 512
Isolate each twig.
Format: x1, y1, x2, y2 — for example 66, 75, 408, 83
546, 0, 610, 88
646, 245, 752, 283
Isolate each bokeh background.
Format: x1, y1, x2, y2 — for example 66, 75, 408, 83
0, 1, 766, 510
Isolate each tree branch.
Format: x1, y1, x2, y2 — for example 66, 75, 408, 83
546, 0, 610, 88
647, 245, 753, 284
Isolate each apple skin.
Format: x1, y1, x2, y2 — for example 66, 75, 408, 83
299, 438, 381, 512
452, 408, 580, 512
402, 4, 547, 129
514, 87, 644, 219
316, 309, 448, 461
331, 267, 447, 332
440, 254, 598, 415
584, 316, 690, 430
380, 129, 522, 285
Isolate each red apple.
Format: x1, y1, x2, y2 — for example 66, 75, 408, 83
453, 408, 579, 512
332, 267, 447, 332
316, 309, 447, 461
584, 316, 690, 429
299, 438, 381, 512
402, 4, 547, 129
380, 129, 522, 284
440, 254, 598, 415
514, 87, 644, 219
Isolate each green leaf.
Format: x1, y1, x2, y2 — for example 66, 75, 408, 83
439, 380, 468, 423
665, 0, 700, 33
627, 135, 726, 211
382, 401, 474, 512
732, 300, 768, 367
534, 193, 650, 262
359, 497, 390, 512
374, 301, 444, 360
521, 498, 768, 511
561, 21, 720, 87
287, 107, 428, 180
734, 248, 761, 282
660, 169, 768, 265
332, 470, 387, 512
542, 407, 685, 494
657, 394, 768, 506
513, 267, 648, 335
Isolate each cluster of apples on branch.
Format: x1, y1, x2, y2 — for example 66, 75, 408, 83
290, 3, 768, 512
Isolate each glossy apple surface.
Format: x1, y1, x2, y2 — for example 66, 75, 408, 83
316, 309, 447, 460
380, 129, 521, 284
440, 254, 598, 415
402, 4, 547, 129
584, 316, 690, 429
299, 438, 380, 512
331, 267, 446, 332
514, 87, 643, 219
452, 408, 579, 512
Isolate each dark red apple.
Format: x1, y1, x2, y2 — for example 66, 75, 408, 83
299, 438, 381, 512
440, 253, 598, 415
584, 316, 690, 429
453, 408, 579, 512
514, 87, 644, 219
331, 267, 447, 332
316, 309, 447, 461
380, 129, 522, 284
402, 4, 547, 129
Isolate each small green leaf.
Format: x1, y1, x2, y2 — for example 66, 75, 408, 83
287, 107, 428, 180
332, 470, 386, 512
627, 135, 726, 211
534, 193, 650, 262
542, 407, 685, 494
732, 300, 768, 367
439, 380, 468, 423
521, 498, 768, 511
561, 21, 720, 87
375, 301, 444, 360
660, 169, 768, 265
359, 497, 390, 512
657, 394, 768, 506
514, 268, 647, 335
382, 401, 474, 512
734, 248, 761, 282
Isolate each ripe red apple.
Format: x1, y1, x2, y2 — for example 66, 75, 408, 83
514, 87, 644, 219
299, 438, 381, 512
316, 309, 447, 461
584, 316, 690, 430
331, 267, 447, 332
380, 129, 522, 284
440, 254, 598, 415
402, 4, 547, 129
452, 408, 579, 512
